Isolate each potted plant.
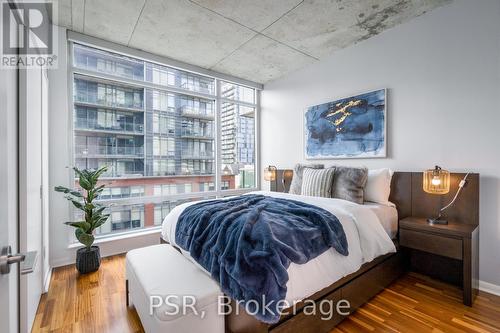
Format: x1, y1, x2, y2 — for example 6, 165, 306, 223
55, 166, 110, 274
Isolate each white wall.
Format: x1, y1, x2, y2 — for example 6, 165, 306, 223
261, 0, 500, 287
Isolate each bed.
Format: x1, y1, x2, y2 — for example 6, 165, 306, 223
364, 201, 399, 239
162, 190, 398, 306
143, 170, 480, 333
158, 171, 411, 333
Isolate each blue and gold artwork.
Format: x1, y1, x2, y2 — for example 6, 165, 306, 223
304, 89, 386, 159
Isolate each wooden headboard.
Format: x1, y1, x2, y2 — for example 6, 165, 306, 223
273, 170, 479, 226
390, 172, 479, 225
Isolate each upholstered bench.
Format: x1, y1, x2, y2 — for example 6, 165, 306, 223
126, 244, 224, 333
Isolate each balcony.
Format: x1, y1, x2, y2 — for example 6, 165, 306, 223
180, 82, 213, 95
74, 44, 145, 81
75, 120, 144, 135
101, 169, 145, 179
179, 106, 214, 120
181, 150, 215, 160
74, 100, 144, 113
180, 131, 214, 140
75, 145, 144, 158
180, 169, 215, 176
73, 79, 144, 112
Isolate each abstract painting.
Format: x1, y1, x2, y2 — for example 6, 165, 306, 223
304, 89, 386, 159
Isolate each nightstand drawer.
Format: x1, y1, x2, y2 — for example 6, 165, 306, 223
400, 229, 462, 260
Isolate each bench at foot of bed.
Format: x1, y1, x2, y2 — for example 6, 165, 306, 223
126, 244, 224, 333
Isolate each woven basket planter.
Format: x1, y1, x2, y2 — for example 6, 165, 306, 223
75, 246, 101, 274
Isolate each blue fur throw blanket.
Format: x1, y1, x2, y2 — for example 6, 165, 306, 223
175, 194, 348, 324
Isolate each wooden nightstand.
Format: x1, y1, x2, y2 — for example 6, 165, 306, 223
399, 217, 479, 306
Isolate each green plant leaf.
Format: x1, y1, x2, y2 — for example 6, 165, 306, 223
69, 190, 83, 198
85, 202, 95, 211
93, 217, 109, 230
93, 166, 108, 181
78, 176, 92, 191
93, 206, 106, 216
57, 166, 108, 245
70, 199, 84, 210
75, 228, 94, 248
64, 221, 91, 232
89, 214, 108, 230
73, 167, 84, 178
97, 214, 110, 223
54, 186, 72, 193
94, 185, 106, 197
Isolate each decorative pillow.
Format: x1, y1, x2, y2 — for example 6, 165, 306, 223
364, 168, 394, 206
301, 168, 336, 198
331, 166, 369, 204
288, 163, 324, 194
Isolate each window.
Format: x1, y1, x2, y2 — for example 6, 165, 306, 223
74, 106, 144, 133
153, 196, 215, 225
71, 43, 258, 239
219, 83, 257, 190
99, 186, 144, 199
221, 81, 255, 104
221, 181, 230, 190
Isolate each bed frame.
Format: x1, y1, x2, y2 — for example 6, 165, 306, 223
158, 171, 479, 333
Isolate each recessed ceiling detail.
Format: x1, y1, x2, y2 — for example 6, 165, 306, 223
56, 0, 451, 84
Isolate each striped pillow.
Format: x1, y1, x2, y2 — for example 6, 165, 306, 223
301, 167, 335, 197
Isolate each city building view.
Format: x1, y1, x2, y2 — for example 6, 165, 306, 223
71, 44, 256, 236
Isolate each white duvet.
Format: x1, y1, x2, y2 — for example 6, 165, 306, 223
161, 191, 396, 304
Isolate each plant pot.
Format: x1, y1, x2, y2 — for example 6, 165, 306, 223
75, 246, 101, 274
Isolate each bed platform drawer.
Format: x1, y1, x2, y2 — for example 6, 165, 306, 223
342, 252, 403, 310
399, 229, 462, 260
270, 289, 343, 333
269, 252, 405, 333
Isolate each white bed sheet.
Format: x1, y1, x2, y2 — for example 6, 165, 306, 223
364, 202, 399, 239
161, 191, 396, 304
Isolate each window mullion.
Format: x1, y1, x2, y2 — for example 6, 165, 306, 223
215, 79, 222, 197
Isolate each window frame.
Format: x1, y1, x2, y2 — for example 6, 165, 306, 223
67, 34, 261, 242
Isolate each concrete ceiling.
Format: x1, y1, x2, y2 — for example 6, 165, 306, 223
55, 0, 451, 84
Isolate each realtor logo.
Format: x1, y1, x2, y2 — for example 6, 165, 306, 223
1, 1, 57, 68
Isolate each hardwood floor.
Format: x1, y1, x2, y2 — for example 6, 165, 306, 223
33, 254, 500, 333
32, 255, 143, 333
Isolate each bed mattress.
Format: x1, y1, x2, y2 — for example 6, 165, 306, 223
161, 191, 396, 305
364, 202, 399, 239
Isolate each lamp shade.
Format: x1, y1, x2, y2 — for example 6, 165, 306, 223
423, 166, 450, 194
283, 169, 294, 182
264, 166, 277, 182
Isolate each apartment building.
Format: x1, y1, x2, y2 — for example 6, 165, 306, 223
71, 44, 254, 235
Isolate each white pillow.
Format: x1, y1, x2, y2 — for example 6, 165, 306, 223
364, 168, 394, 206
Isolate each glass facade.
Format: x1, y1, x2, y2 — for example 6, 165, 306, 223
220, 83, 256, 190
71, 44, 257, 238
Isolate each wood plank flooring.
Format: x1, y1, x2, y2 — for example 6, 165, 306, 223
33, 254, 500, 333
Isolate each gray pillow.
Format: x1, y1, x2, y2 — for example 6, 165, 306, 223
289, 163, 324, 194
331, 166, 369, 204
301, 168, 336, 198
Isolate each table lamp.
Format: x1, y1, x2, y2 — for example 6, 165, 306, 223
282, 169, 293, 192
264, 166, 277, 188
423, 166, 469, 225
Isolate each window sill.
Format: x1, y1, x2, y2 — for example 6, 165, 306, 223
66, 189, 260, 250
68, 227, 162, 249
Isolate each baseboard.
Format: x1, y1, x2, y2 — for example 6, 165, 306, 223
50, 257, 74, 268
43, 267, 52, 293
479, 280, 500, 296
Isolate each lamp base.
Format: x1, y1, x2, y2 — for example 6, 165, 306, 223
427, 218, 448, 225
